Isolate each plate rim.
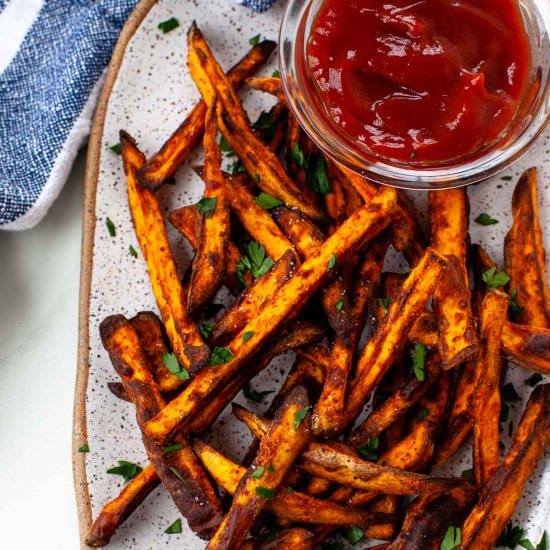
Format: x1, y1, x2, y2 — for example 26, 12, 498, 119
72, 0, 158, 547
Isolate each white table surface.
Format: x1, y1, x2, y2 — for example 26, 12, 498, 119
0, 150, 85, 548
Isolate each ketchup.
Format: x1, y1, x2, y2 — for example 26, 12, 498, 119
306, 0, 531, 165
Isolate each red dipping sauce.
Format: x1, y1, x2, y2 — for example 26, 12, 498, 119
306, 0, 531, 165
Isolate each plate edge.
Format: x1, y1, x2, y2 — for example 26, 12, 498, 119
71, 0, 159, 547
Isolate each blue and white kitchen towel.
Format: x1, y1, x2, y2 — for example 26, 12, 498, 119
0, 0, 275, 230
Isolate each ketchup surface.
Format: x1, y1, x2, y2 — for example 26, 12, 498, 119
307, 0, 531, 165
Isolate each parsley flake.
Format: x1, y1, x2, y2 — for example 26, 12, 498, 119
209, 346, 234, 366
110, 143, 121, 155
242, 331, 255, 343
251, 466, 265, 479
358, 437, 379, 461
501, 175, 513, 181
441, 526, 461, 550
475, 213, 499, 226
78, 443, 89, 453
498, 523, 526, 548
285, 486, 295, 493
267, 463, 275, 473
328, 254, 337, 271
162, 352, 190, 380
243, 383, 274, 403
219, 136, 235, 157
164, 518, 182, 534
307, 154, 333, 195
293, 406, 311, 431
344, 526, 364, 545
158, 17, 180, 34
249, 33, 261, 46
410, 152, 417, 160
105, 217, 116, 237
482, 266, 510, 288
461, 468, 474, 482
255, 486, 277, 499
253, 111, 275, 140
254, 192, 283, 210
336, 298, 344, 312
197, 197, 217, 219
509, 288, 525, 317
200, 322, 214, 340
129, 245, 138, 258
169, 466, 186, 482
272, 69, 281, 78
107, 460, 142, 483
379, 298, 393, 315
236, 240, 275, 286
163, 443, 184, 455
413, 342, 426, 382
290, 143, 308, 169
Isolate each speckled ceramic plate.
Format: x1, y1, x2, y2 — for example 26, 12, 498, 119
73, 0, 550, 548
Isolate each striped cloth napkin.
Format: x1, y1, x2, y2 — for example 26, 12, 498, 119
0, 0, 275, 230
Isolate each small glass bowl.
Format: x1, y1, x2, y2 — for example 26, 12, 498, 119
279, 0, 550, 190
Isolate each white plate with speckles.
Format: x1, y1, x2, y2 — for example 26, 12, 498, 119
74, 0, 550, 548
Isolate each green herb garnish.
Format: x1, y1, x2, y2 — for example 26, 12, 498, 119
441, 526, 461, 550
163, 443, 184, 455
162, 352, 190, 380
197, 197, 217, 219
129, 245, 138, 258
328, 254, 337, 271
413, 342, 426, 382
343, 526, 364, 545
105, 217, 116, 237
475, 213, 499, 226
251, 466, 265, 479
379, 298, 392, 315
482, 266, 510, 288
290, 143, 308, 169
110, 143, 121, 155
358, 437, 379, 461
255, 486, 277, 499
158, 17, 180, 33
307, 154, 333, 195
200, 322, 214, 340
254, 192, 283, 210
249, 33, 261, 46
243, 383, 274, 403
107, 460, 142, 482
78, 443, 89, 453
209, 346, 234, 366
293, 406, 311, 431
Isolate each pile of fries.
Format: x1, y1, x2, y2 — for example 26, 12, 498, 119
85, 22, 550, 550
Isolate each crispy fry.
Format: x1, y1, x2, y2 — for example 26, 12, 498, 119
258, 528, 315, 550
120, 132, 209, 377
187, 22, 327, 222
255, 102, 288, 152
168, 204, 249, 294
349, 352, 442, 446
313, 235, 391, 436
99, 315, 222, 539
137, 40, 276, 189
461, 384, 550, 549
85, 464, 160, 547
187, 100, 230, 313
246, 76, 287, 104
502, 321, 550, 374
387, 483, 476, 550
211, 250, 297, 345
193, 439, 395, 527
504, 167, 550, 327
429, 189, 477, 368
206, 386, 311, 550
343, 249, 448, 429
408, 312, 438, 348
473, 289, 509, 487
144, 186, 397, 442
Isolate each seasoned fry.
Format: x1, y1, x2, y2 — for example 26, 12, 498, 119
504, 167, 550, 327
349, 352, 442, 446
429, 189, 477, 368
121, 132, 209, 377
472, 289, 509, 487
144, 186, 397, 442
206, 386, 311, 550
313, 235, 391, 436
138, 40, 276, 189
169, 203, 250, 294
211, 250, 297, 345
461, 384, 550, 549
187, 100, 230, 313
188, 22, 327, 222
387, 483, 476, 550
193, 439, 395, 527
99, 315, 222, 539
85, 465, 159, 547
502, 321, 550, 374
258, 528, 315, 550
343, 249, 448, 429
246, 76, 286, 104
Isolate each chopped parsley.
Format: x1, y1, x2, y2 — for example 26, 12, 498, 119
267, 463, 275, 473
231, 160, 247, 174
498, 523, 527, 548
129, 245, 138, 258
110, 143, 121, 155
251, 466, 265, 479
272, 69, 281, 78
242, 331, 255, 343
236, 240, 275, 286
358, 437, 379, 461
290, 143, 308, 169
501, 175, 513, 181
163, 443, 184, 455
475, 213, 499, 226
328, 254, 337, 271
199, 322, 214, 340
158, 17, 180, 34
169, 466, 186, 482
243, 383, 274, 403
413, 342, 426, 382
482, 266, 510, 288
379, 298, 393, 315
162, 352, 190, 380
441, 526, 461, 550
293, 406, 311, 431
78, 443, 89, 453
461, 468, 474, 482
410, 152, 417, 160
164, 518, 182, 534
307, 154, 333, 195
196, 197, 217, 218
219, 136, 235, 157
254, 192, 283, 210
253, 111, 275, 140
107, 460, 142, 482
249, 33, 261, 46
209, 346, 234, 366
255, 486, 277, 499
335, 298, 344, 312
343, 526, 364, 545
509, 288, 525, 317
105, 217, 116, 237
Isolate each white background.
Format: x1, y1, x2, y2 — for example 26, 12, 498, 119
0, 151, 84, 548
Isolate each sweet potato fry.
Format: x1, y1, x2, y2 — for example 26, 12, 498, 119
246, 76, 286, 104
144, 186, 397, 442
472, 289, 509, 487
408, 312, 438, 348
387, 483, 476, 550
502, 321, 550, 374
504, 167, 550, 327
193, 439, 395, 527
313, 235, 391, 436
461, 384, 550, 549
258, 528, 315, 550
343, 249, 448, 429
99, 315, 222, 539
187, 22, 327, 223
120, 132, 210, 376
187, 100, 230, 313
85, 464, 160, 547
206, 386, 311, 550
137, 40, 276, 189
168, 204, 249, 294
429, 189, 477, 368
211, 250, 297, 345
349, 352, 442, 446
